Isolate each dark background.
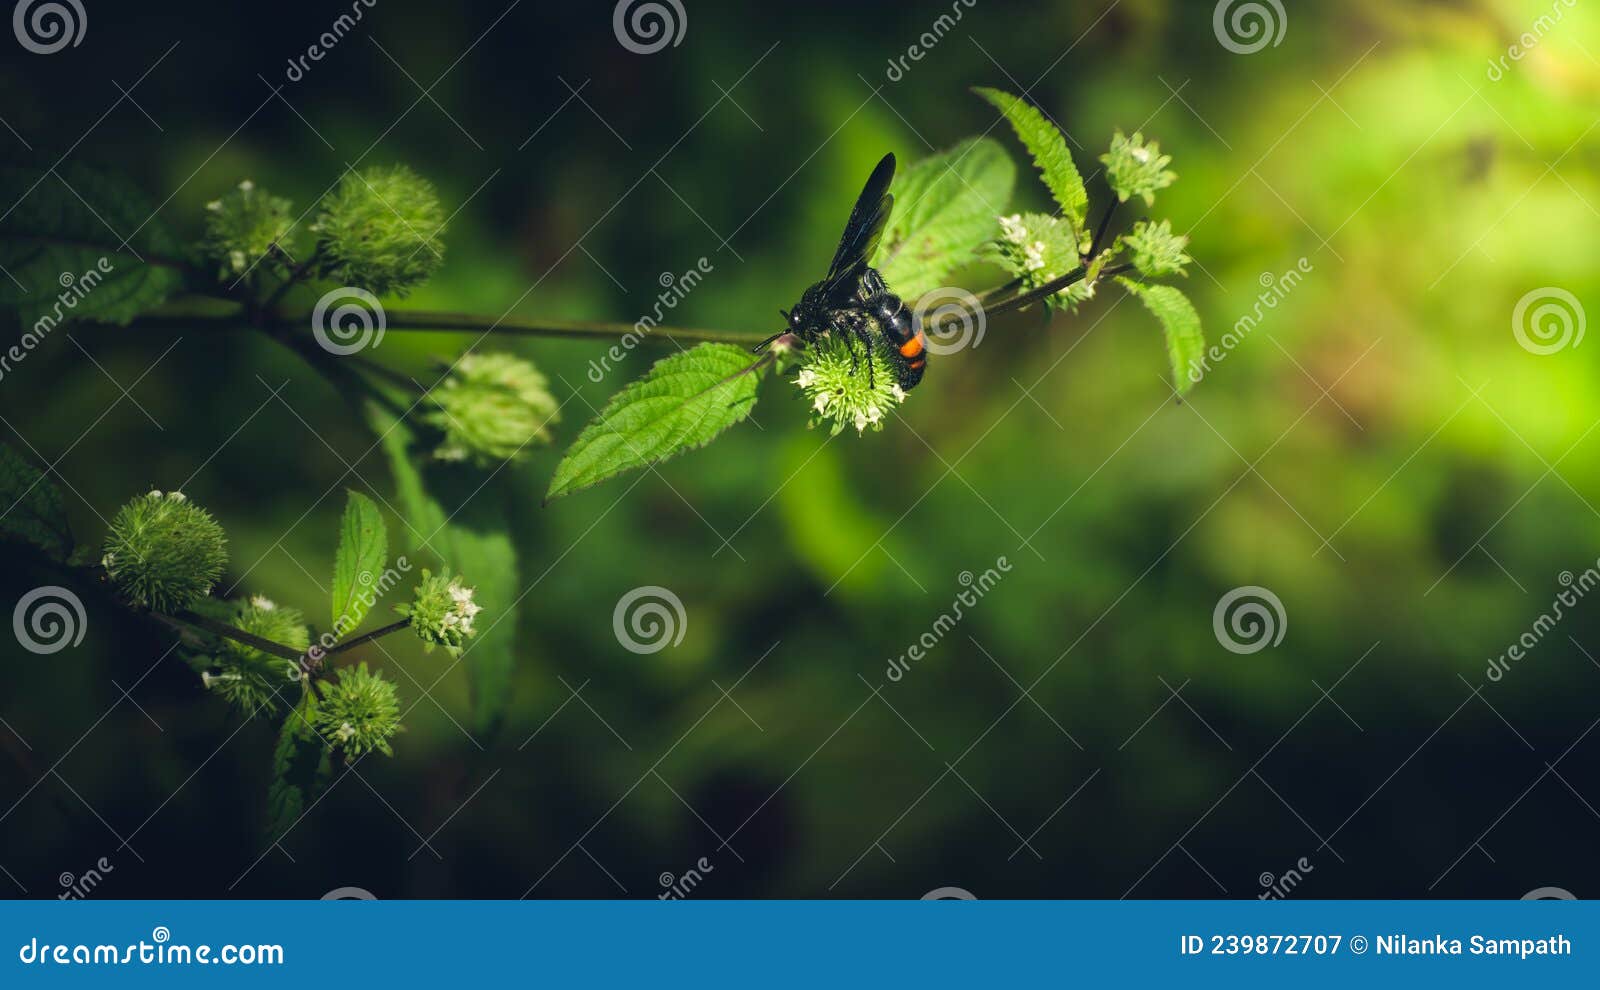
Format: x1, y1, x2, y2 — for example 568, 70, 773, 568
2, 0, 1598, 899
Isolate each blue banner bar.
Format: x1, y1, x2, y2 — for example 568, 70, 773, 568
1, 900, 1591, 986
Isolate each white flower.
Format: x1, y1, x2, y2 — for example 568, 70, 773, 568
998, 213, 1028, 244
238, 179, 255, 193
1023, 241, 1047, 272
251, 595, 276, 611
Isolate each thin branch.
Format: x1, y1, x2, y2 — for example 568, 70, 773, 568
322, 618, 412, 657
981, 263, 1135, 318
375, 310, 768, 347
163, 609, 303, 661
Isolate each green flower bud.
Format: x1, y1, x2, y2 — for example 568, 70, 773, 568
197, 595, 308, 718
987, 213, 1090, 311
793, 335, 906, 436
395, 568, 480, 655
422, 352, 560, 466
1121, 219, 1192, 278
102, 490, 228, 613
1100, 130, 1176, 206
203, 179, 298, 278
312, 662, 402, 759
314, 164, 446, 296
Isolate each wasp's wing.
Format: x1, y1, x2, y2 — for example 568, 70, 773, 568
822, 153, 896, 300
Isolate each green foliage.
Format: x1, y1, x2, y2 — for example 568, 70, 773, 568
266, 695, 332, 843
331, 490, 388, 638
1117, 278, 1204, 395
394, 567, 480, 656
794, 335, 906, 436
0, 163, 185, 326
545, 343, 762, 502
0, 442, 72, 561
1101, 131, 1176, 206
422, 352, 560, 466
874, 137, 1015, 300
973, 87, 1089, 238
312, 662, 403, 759
102, 490, 228, 612
196, 596, 309, 717
202, 179, 297, 279
314, 164, 445, 296
1121, 219, 1191, 278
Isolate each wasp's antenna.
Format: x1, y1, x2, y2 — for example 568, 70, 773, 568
778, 308, 790, 320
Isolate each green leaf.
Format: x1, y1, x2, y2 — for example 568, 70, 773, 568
0, 442, 72, 561
366, 399, 520, 738
1118, 278, 1204, 395
973, 87, 1089, 236
265, 694, 332, 843
545, 343, 762, 502
874, 137, 1015, 300
331, 490, 388, 638
0, 163, 186, 326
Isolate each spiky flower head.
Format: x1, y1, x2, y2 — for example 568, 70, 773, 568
1100, 131, 1176, 206
1121, 219, 1191, 278
314, 164, 446, 296
793, 334, 906, 436
194, 596, 309, 718
422, 352, 560, 466
311, 663, 402, 759
102, 490, 228, 613
987, 212, 1092, 312
203, 179, 298, 278
395, 568, 480, 655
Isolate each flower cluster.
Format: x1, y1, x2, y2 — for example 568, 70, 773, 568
102, 490, 228, 613
1100, 131, 1176, 206
314, 164, 446, 296
422, 352, 561, 465
793, 334, 906, 436
203, 180, 298, 278
987, 213, 1093, 311
395, 568, 480, 655
191, 596, 309, 717
311, 663, 402, 759
1120, 219, 1191, 278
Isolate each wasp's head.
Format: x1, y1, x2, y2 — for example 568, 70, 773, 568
780, 307, 804, 332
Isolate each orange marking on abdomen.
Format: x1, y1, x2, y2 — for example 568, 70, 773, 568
898, 332, 926, 359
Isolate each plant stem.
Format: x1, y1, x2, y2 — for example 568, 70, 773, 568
373, 310, 768, 347
164, 609, 303, 661
981, 263, 1135, 318
1088, 201, 1120, 260
262, 245, 323, 312
322, 619, 412, 657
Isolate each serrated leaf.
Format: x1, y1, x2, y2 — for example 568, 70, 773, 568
973, 87, 1089, 236
265, 694, 331, 843
0, 441, 72, 561
545, 343, 762, 502
331, 489, 388, 638
1118, 278, 1204, 395
365, 399, 520, 738
0, 163, 186, 327
874, 137, 1015, 300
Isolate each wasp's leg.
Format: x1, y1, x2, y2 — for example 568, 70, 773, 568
838, 310, 879, 390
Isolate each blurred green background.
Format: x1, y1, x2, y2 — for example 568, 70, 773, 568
2, 0, 1598, 898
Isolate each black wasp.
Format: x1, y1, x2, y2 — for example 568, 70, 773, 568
756, 153, 926, 391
